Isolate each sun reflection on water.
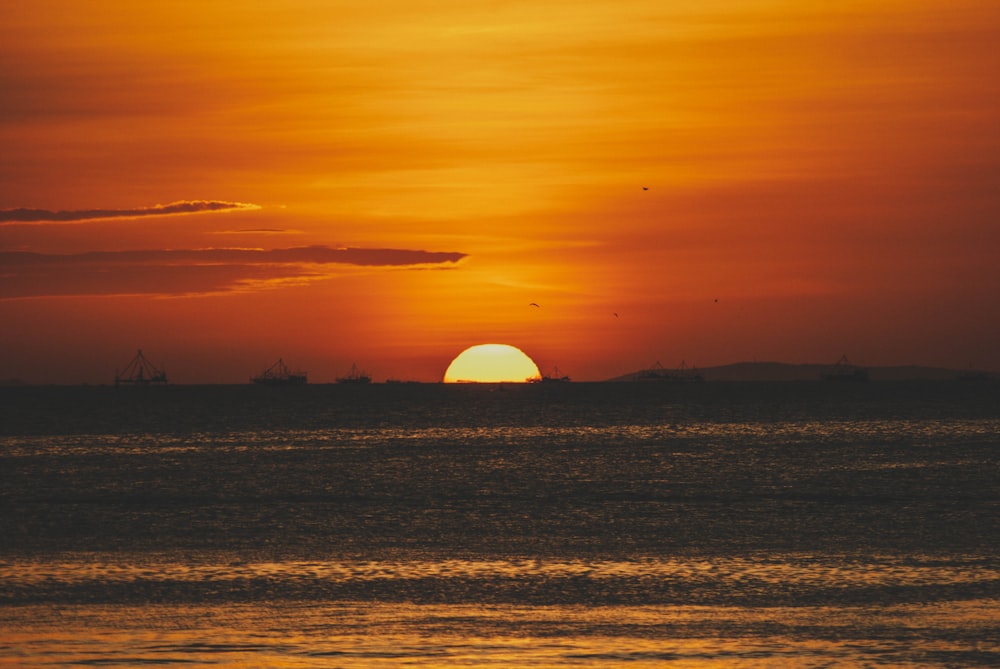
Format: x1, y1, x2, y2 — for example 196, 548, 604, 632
2, 555, 996, 590
3, 418, 998, 456
3, 387, 998, 667
1, 599, 997, 668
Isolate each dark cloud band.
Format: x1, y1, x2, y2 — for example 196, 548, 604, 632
0, 246, 466, 267
0, 245, 467, 299
0, 200, 260, 223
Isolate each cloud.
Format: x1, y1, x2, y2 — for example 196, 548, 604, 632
211, 228, 298, 235
0, 245, 467, 299
0, 200, 261, 224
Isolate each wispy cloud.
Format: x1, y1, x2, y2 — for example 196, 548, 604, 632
211, 228, 298, 235
0, 245, 467, 299
0, 200, 261, 224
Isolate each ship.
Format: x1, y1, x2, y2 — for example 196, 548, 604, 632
336, 363, 371, 384
528, 366, 571, 383
251, 358, 307, 386
821, 355, 869, 382
637, 360, 703, 383
115, 349, 168, 386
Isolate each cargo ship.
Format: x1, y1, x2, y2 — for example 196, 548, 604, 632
637, 360, 703, 382
115, 349, 168, 386
336, 363, 371, 384
821, 355, 868, 382
251, 358, 307, 386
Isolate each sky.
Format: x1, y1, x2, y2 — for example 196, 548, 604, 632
1, 0, 998, 383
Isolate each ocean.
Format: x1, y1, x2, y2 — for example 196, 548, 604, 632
1, 381, 997, 668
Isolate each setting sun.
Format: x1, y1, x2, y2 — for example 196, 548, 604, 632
443, 344, 541, 383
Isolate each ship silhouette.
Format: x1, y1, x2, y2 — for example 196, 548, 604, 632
251, 358, 307, 386
336, 363, 371, 384
115, 349, 167, 386
821, 355, 869, 382
528, 366, 571, 383
636, 360, 703, 383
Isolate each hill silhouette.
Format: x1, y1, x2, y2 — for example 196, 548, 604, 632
609, 362, 993, 382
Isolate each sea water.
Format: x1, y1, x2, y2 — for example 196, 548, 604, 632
1, 382, 997, 667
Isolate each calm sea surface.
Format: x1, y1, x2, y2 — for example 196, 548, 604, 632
1, 382, 998, 667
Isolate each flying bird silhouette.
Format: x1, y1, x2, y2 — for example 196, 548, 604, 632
529, 302, 540, 308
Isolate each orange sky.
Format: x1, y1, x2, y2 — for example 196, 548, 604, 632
2, 0, 998, 383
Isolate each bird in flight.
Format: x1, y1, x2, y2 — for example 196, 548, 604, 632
529, 302, 540, 308
642, 186, 649, 191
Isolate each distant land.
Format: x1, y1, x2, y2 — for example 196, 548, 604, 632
609, 362, 996, 383
1, 362, 996, 386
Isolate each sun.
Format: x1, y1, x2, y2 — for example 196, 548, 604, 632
443, 344, 542, 383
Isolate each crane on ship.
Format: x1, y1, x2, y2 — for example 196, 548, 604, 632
115, 349, 168, 386
251, 358, 307, 386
